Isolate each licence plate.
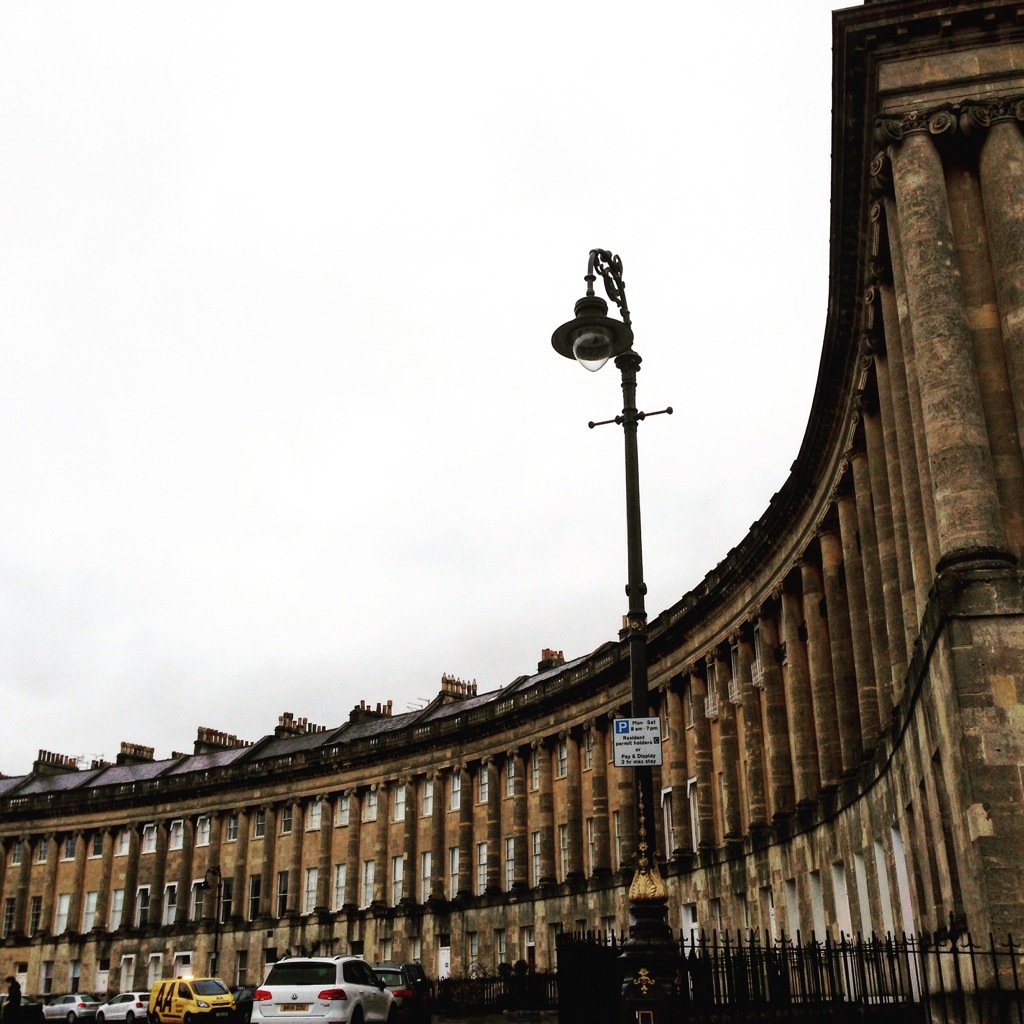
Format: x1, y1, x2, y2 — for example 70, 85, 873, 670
280, 1006, 309, 1013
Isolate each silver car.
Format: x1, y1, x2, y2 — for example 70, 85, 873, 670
96, 993, 149, 1023
43, 994, 102, 1024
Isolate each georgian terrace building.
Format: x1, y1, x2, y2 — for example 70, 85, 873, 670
3, 0, 1024, 1001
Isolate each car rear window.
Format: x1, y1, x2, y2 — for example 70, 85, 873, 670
264, 964, 336, 986
192, 981, 229, 996
374, 971, 402, 986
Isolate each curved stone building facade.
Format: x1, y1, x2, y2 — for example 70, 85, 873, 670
3, 0, 1024, 1000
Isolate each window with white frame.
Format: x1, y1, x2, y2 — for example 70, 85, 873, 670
332, 865, 346, 911
119, 955, 135, 994
467, 932, 479, 972
40, 961, 53, 996
505, 837, 515, 890
169, 820, 184, 850
146, 954, 161, 987
306, 801, 322, 831
478, 768, 488, 804
420, 852, 431, 903
248, 876, 261, 920
62, 835, 76, 861
476, 843, 487, 895
279, 806, 293, 834
108, 889, 124, 930
531, 831, 541, 887
36, 839, 48, 863
53, 893, 70, 934
530, 748, 540, 789
584, 730, 594, 769
191, 881, 205, 921
661, 788, 675, 856
163, 884, 177, 926
586, 818, 596, 875
558, 825, 569, 880
225, 814, 239, 842
3, 898, 15, 938
196, 815, 212, 845
304, 868, 318, 914
556, 738, 568, 778
135, 886, 150, 927
9, 839, 21, 866
275, 871, 288, 917
391, 856, 404, 904
688, 777, 699, 849
68, 959, 81, 994
253, 811, 266, 838
336, 795, 350, 826
141, 824, 157, 854
505, 758, 515, 797
449, 773, 461, 811
361, 860, 375, 908
221, 877, 233, 922
496, 928, 507, 964
28, 896, 42, 936
235, 950, 248, 987
422, 779, 433, 816
448, 847, 459, 898
115, 830, 130, 857
363, 790, 378, 822
90, 833, 103, 858
393, 784, 406, 822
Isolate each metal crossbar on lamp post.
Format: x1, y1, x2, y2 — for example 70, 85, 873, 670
552, 249, 678, 1022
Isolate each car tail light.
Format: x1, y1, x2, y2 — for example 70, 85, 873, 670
392, 989, 414, 1000
316, 989, 347, 1001
253, 990, 272, 1002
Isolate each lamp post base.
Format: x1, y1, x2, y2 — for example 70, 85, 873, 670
619, 899, 679, 1024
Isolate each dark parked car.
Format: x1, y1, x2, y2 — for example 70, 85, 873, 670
370, 964, 430, 1024
228, 988, 253, 1024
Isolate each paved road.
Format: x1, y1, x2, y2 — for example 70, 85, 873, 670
437, 1013, 557, 1024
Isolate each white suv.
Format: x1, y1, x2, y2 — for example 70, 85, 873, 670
252, 957, 394, 1024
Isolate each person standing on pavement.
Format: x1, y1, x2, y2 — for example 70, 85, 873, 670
5, 976, 20, 1023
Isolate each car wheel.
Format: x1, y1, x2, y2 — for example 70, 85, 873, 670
68, 1013, 77, 1024
184, 1015, 193, 1024
386, 1009, 398, 1024
349, 1009, 362, 1024
97, 1015, 104, 1023
126, 1013, 134, 1023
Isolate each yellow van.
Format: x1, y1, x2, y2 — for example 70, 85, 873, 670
148, 978, 234, 1024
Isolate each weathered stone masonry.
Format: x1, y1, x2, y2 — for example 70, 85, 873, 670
1, 0, 1023, 1002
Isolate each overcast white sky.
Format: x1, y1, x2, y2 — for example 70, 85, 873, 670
0, 1, 848, 775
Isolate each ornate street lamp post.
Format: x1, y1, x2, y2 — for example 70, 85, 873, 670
552, 249, 678, 1020
201, 866, 223, 976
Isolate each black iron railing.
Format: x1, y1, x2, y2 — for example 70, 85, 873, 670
556, 928, 1024, 1024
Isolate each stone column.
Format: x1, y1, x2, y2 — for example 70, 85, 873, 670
401, 783, 417, 904
173, 818, 195, 926
258, 805, 277, 917
665, 687, 693, 856
430, 772, 446, 901
564, 732, 584, 879
68, 832, 87, 931
94, 828, 114, 932
801, 553, 842, 790
837, 488, 882, 747
852, 446, 895, 719
343, 790, 361, 910
780, 578, 820, 807
373, 786, 388, 905
40, 836, 57, 933
485, 760, 501, 892
510, 752, 529, 888
149, 821, 169, 925
978, 111, 1024, 462
735, 632, 768, 830
819, 522, 863, 772
121, 827, 141, 929
689, 669, 716, 848
536, 742, 556, 886
588, 724, 613, 872
887, 120, 1012, 569
757, 603, 795, 819
230, 810, 250, 922
712, 650, 742, 839
287, 801, 304, 914
457, 766, 473, 898
13, 836, 32, 934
